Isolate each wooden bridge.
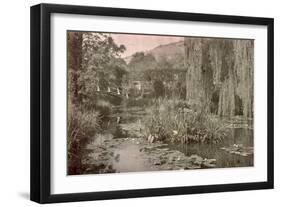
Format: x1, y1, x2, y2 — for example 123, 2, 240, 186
96, 85, 129, 99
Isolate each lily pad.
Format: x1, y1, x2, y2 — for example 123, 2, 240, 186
221, 144, 253, 157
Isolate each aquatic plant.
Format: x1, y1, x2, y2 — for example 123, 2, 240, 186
221, 144, 253, 157
143, 98, 229, 144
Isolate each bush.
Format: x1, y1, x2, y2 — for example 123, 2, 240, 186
67, 108, 100, 174
94, 100, 112, 118
153, 80, 165, 98
143, 98, 229, 144
126, 98, 151, 107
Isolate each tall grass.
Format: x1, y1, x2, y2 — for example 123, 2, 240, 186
67, 107, 100, 175
95, 100, 112, 118
143, 98, 229, 144
126, 98, 151, 108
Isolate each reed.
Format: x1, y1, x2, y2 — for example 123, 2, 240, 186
143, 98, 229, 144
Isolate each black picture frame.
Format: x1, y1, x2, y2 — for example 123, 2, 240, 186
30, 3, 274, 204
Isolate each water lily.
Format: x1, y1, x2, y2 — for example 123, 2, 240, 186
172, 130, 178, 135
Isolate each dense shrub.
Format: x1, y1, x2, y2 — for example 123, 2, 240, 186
94, 100, 112, 118
67, 108, 100, 174
153, 80, 165, 98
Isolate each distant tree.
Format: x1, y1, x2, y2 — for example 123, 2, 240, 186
130, 52, 157, 67
157, 55, 172, 70
109, 58, 128, 87
77, 32, 127, 108
153, 80, 165, 98
128, 52, 145, 66
171, 53, 185, 69
128, 52, 158, 80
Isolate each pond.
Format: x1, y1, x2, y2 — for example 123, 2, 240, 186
168, 128, 253, 168
83, 101, 254, 174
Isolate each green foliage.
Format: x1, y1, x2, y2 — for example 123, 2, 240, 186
128, 51, 186, 82
126, 98, 151, 108
143, 68, 186, 82
128, 52, 158, 80
153, 80, 165, 98
94, 100, 112, 118
156, 55, 172, 70
143, 99, 229, 144
175, 81, 187, 100
67, 31, 127, 174
129, 52, 158, 70
67, 32, 83, 105
67, 107, 100, 175
76, 32, 127, 109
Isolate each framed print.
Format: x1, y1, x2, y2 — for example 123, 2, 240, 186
30, 3, 274, 203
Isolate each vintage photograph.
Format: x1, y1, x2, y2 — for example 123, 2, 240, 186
67, 31, 254, 175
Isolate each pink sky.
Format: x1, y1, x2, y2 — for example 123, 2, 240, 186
110, 33, 183, 57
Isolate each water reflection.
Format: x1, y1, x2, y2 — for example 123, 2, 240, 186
92, 103, 254, 173
169, 128, 254, 168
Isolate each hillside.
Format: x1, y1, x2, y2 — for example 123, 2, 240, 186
124, 40, 184, 64
147, 40, 184, 62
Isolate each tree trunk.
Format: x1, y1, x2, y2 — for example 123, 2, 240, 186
68, 32, 83, 107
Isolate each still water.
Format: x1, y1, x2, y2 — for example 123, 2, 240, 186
169, 128, 253, 168
93, 105, 254, 173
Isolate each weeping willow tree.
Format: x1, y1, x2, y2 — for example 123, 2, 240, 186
184, 37, 254, 118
